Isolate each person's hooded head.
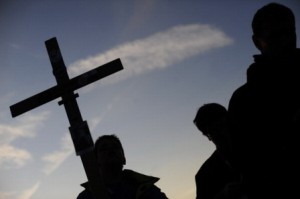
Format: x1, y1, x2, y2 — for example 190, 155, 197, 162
252, 3, 296, 56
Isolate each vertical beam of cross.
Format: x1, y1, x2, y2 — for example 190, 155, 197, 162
10, 37, 124, 199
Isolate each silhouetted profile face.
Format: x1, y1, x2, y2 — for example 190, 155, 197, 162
194, 103, 230, 151
96, 137, 126, 171
202, 118, 226, 142
202, 117, 232, 155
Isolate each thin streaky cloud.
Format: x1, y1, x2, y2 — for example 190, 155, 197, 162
0, 191, 16, 199
69, 24, 233, 85
41, 134, 73, 175
0, 145, 31, 169
0, 181, 40, 199
16, 182, 40, 199
0, 112, 50, 144
0, 111, 50, 169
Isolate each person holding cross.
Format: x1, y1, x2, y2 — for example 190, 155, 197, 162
227, 3, 300, 198
9, 37, 126, 199
77, 134, 168, 199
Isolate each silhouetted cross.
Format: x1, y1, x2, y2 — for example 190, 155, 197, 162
10, 37, 123, 199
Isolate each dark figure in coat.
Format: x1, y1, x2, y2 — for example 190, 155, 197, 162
194, 103, 245, 199
228, 3, 300, 198
77, 134, 168, 199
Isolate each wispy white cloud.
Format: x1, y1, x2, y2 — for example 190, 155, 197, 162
0, 112, 50, 169
0, 191, 16, 199
89, 117, 102, 131
69, 24, 233, 85
41, 133, 73, 175
0, 145, 31, 169
0, 182, 40, 199
16, 182, 40, 199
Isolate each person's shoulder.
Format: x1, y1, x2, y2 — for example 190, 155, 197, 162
139, 185, 168, 199
196, 151, 219, 176
123, 169, 160, 184
205, 150, 220, 163
228, 83, 250, 110
123, 169, 168, 199
76, 188, 92, 199
232, 83, 249, 97
76, 182, 92, 199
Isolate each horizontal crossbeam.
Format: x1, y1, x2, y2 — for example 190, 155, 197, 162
10, 58, 123, 117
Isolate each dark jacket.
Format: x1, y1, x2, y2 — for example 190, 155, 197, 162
77, 169, 168, 199
195, 150, 241, 199
228, 49, 300, 198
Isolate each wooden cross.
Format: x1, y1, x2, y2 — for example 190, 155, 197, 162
10, 37, 123, 199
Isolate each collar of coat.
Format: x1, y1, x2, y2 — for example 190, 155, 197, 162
246, 48, 300, 84
80, 169, 160, 193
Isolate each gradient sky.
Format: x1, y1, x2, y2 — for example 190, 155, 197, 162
1, 1, 300, 199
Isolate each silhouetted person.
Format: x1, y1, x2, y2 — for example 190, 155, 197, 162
77, 134, 168, 199
228, 3, 300, 198
194, 103, 245, 199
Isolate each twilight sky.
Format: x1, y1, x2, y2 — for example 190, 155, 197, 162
0, 1, 299, 199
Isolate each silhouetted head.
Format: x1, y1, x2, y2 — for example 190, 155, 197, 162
252, 3, 296, 55
194, 103, 227, 140
94, 134, 126, 171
